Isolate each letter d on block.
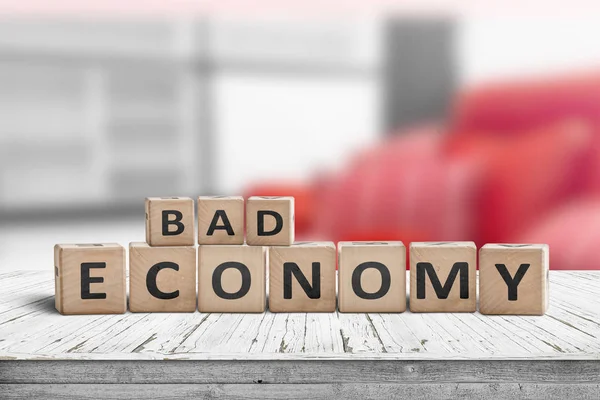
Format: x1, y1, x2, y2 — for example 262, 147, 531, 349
246, 196, 294, 246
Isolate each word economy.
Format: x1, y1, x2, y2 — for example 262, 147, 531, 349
54, 196, 549, 316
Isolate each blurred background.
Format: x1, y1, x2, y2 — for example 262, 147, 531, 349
1, 9, 600, 271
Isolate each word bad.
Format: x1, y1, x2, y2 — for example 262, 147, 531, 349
54, 196, 549, 316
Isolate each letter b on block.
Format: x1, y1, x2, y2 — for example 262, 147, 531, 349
269, 242, 336, 312
145, 197, 195, 246
338, 242, 406, 313
410, 242, 476, 312
246, 196, 294, 246
479, 244, 549, 315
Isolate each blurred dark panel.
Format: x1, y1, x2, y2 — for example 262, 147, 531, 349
383, 18, 456, 133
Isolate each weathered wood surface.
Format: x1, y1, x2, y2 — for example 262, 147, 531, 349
0, 271, 599, 361
3, 382, 600, 400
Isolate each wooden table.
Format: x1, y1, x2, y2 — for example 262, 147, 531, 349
1, 270, 599, 399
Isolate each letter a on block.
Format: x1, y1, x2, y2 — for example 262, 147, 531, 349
409, 242, 476, 312
246, 196, 294, 246
198, 196, 244, 245
269, 242, 336, 312
145, 197, 195, 246
54, 243, 126, 315
479, 244, 549, 315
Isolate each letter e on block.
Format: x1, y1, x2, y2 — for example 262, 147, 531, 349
479, 244, 549, 315
145, 197, 195, 246
246, 196, 294, 246
198, 196, 244, 245
269, 242, 336, 312
338, 241, 406, 313
54, 243, 126, 315
410, 242, 476, 313
198, 245, 266, 312
129, 243, 197, 312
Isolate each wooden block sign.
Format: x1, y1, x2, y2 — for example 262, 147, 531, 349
129, 243, 197, 313
54, 243, 126, 315
198, 196, 244, 245
145, 197, 195, 246
246, 196, 294, 246
338, 241, 406, 313
479, 244, 549, 315
198, 245, 266, 313
269, 242, 336, 312
55, 194, 552, 316
410, 242, 477, 313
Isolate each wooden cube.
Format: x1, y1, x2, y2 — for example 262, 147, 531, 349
269, 242, 336, 312
198, 196, 244, 245
145, 197, 195, 246
409, 242, 477, 313
198, 245, 266, 313
129, 242, 197, 313
246, 196, 294, 246
54, 243, 126, 315
338, 241, 406, 313
479, 244, 549, 315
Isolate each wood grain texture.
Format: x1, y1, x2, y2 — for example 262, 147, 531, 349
246, 196, 294, 246
145, 197, 195, 246
198, 196, 245, 245
54, 244, 125, 315
338, 241, 406, 313
269, 242, 336, 313
198, 245, 266, 313
129, 243, 196, 313
480, 244, 549, 315
2, 271, 600, 361
2, 383, 600, 400
410, 242, 477, 313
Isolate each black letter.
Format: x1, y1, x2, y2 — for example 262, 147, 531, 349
212, 262, 252, 300
257, 210, 283, 236
352, 262, 391, 300
146, 262, 180, 300
81, 262, 107, 299
284, 262, 320, 299
162, 210, 184, 236
416, 262, 470, 299
207, 210, 235, 236
495, 263, 530, 301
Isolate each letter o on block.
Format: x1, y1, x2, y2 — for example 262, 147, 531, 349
338, 241, 406, 313
198, 245, 266, 313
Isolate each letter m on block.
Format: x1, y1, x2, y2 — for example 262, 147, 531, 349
416, 262, 470, 300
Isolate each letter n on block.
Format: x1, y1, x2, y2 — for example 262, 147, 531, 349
479, 244, 549, 315
198, 245, 266, 313
338, 241, 406, 313
269, 242, 336, 312
129, 243, 196, 312
409, 242, 476, 313
54, 243, 126, 315
145, 197, 195, 246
